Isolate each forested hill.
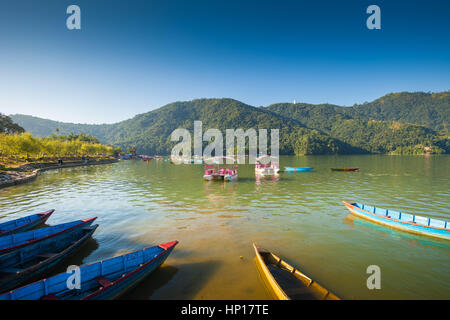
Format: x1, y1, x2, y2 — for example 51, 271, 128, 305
348, 92, 449, 133
9, 99, 361, 155
267, 91, 449, 133
9, 92, 450, 155
88, 98, 360, 155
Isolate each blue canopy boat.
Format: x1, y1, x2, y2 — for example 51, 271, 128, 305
0, 217, 97, 255
343, 201, 450, 240
0, 224, 98, 292
0, 240, 178, 300
284, 167, 313, 172
0, 210, 54, 236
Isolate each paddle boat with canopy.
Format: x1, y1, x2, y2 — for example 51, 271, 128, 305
203, 156, 238, 181
255, 155, 279, 176
224, 166, 238, 181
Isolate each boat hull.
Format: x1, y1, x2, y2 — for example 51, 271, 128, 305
224, 174, 238, 182
255, 168, 279, 176
343, 201, 450, 240
254, 245, 288, 300
0, 210, 54, 236
86, 243, 177, 300
0, 225, 98, 292
0, 241, 178, 300
331, 168, 359, 172
0, 218, 97, 255
253, 243, 339, 300
284, 167, 313, 172
203, 174, 223, 181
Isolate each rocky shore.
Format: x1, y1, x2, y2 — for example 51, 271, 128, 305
0, 158, 118, 189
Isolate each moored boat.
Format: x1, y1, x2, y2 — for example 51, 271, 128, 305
331, 168, 359, 171
253, 243, 339, 300
203, 158, 238, 182
224, 167, 238, 182
0, 224, 98, 292
203, 165, 222, 181
343, 201, 450, 240
0, 210, 54, 236
255, 156, 280, 176
0, 217, 97, 255
284, 167, 313, 172
0, 240, 178, 300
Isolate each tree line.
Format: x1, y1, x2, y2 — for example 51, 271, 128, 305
0, 132, 121, 160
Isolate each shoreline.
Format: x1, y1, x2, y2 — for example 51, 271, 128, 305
0, 158, 118, 189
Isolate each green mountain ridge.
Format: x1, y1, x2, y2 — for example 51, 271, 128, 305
9, 92, 450, 155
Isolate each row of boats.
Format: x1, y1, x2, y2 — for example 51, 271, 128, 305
0, 198, 447, 300
203, 162, 359, 181
0, 210, 177, 300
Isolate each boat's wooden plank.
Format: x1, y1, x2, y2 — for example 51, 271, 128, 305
95, 276, 113, 288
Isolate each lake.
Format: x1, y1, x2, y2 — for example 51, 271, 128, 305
0, 155, 449, 299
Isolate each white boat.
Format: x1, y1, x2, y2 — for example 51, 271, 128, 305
255, 156, 280, 176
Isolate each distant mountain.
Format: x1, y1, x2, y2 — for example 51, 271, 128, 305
8, 114, 112, 139
10, 92, 450, 155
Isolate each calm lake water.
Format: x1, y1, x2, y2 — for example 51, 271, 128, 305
0, 155, 449, 299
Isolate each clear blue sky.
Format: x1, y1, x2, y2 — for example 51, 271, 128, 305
0, 0, 449, 123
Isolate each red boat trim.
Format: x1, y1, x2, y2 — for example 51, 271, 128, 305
0, 216, 97, 253
81, 240, 178, 300
158, 240, 178, 250
343, 201, 449, 231
0, 210, 55, 236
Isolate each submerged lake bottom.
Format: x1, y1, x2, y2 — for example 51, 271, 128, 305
0, 155, 449, 299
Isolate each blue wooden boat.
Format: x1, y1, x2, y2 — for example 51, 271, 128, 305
0, 210, 54, 236
343, 201, 450, 240
0, 217, 97, 255
284, 167, 313, 172
0, 240, 178, 300
0, 224, 98, 292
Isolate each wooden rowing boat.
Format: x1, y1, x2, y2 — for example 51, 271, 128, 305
343, 201, 450, 240
0, 240, 178, 300
253, 243, 339, 300
0, 224, 98, 292
284, 167, 313, 172
0, 217, 97, 255
0, 210, 54, 236
331, 168, 359, 172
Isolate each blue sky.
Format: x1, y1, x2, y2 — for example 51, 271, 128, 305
0, 0, 449, 123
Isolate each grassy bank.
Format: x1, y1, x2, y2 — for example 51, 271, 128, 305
0, 132, 121, 173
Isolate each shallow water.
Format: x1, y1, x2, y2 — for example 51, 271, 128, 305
0, 155, 449, 299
